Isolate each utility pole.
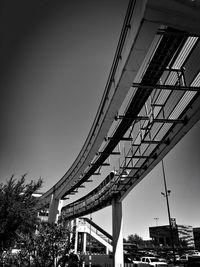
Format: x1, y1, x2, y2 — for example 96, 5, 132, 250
161, 159, 176, 264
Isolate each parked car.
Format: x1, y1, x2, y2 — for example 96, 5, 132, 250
132, 256, 141, 265
166, 254, 180, 264
178, 254, 189, 264
187, 254, 200, 267
158, 258, 167, 263
124, 253, 134, 263
11, 248, 21, 254
140, 256, 168, 267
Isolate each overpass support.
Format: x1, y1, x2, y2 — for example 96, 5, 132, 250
112, 197, 124, 267
48, 193, 60, 224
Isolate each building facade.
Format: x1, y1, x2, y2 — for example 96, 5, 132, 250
149, 224, 195, 248
193, 228, 200, 251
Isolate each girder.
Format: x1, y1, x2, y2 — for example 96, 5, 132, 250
132, 83, 199, 92
41, 0, 200, 221
61, 33, 200, 219
41, 0, 146, 201
60, 27, 186, 200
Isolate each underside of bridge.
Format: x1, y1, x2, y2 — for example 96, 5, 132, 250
40, 1, 200, 266
59, 0, 200, 219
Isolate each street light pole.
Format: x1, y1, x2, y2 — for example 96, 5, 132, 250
161, 159, 176, 264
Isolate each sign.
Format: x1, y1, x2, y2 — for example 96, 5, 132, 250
171, 218, 176, 229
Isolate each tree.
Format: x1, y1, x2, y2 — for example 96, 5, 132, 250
0, 174, 43, 250
31, 222, 70, 267
127, 234, 144, 247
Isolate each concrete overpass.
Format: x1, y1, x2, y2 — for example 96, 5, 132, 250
39, 1, 200, 266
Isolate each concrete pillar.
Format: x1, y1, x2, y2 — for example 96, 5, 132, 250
48, 193, 59, 224
83, 232, 87, 253
69, 220, 74, 249
112, 198, 124, 267
74, 219, 78, 254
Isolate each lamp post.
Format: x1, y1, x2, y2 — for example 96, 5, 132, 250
161, 159, 176, 264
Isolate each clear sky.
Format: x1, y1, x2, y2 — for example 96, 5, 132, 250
0, 0, 200, 240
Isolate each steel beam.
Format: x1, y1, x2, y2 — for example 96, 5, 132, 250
132, 82, 199, 92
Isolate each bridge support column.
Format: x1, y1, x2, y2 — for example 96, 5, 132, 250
112, 198, 124, 267
83, 232, 87, 253
48, 193, 59, 224
74, 219, 78, 254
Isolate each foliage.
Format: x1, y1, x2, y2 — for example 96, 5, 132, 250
31, 222, 70, 267
1, 222, 71, 267
0, 174, 43, 250
126, 234, 144, 246
2, 249, 30, 267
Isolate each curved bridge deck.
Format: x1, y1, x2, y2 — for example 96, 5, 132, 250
40, 0, 200, 223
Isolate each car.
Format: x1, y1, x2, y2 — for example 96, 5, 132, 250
124, 254, 133, 264
187, 250, 200, 255
158, 258, 167, 263
140, 256, 168, 267
11, 248, 21, 254
178, 254, 189, 264
177, 253, 200, 265
187, 254, 200, 267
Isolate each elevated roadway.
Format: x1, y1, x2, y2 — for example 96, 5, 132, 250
41, 0, 200, 212
40, 1, 200, 266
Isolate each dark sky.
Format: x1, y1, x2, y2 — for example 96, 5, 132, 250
0, 0, 128, 185
0, 0, 200, 239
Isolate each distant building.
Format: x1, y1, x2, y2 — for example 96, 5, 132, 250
149, 224, 195, 248
178, 225, 195, 248
193, 228, 200, 251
